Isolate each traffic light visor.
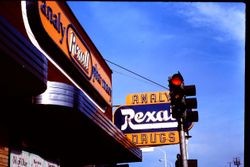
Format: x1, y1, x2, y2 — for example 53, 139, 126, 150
170, 73, 183, 86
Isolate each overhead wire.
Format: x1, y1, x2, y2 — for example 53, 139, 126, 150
111, 69, 160, 88
104, 58, 168, 90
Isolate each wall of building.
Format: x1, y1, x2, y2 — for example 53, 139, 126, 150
0, 147, 8, 167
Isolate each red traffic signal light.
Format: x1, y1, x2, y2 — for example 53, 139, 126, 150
170, 73, 184, 86
168, 72, 185, 119
168, 72, 185, 100
168, 72, 198, 122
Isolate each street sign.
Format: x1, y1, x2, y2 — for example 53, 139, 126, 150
125, 131, 179, 146
126, 91, 170, 105
113, 103, 180, 146
114, 91, 194, 146
114, 103, 177, 133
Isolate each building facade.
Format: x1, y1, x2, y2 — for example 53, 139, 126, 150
0, 1, 141, 167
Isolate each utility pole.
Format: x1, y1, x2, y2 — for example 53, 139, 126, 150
233, 157, 241, 167
157, 147, 167, 167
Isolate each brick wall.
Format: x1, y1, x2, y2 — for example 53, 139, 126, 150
0, 146, 8, 167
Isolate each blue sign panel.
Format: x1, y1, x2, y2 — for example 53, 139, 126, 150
114, 103, 178, 133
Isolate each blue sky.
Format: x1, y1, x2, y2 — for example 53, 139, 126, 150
68, 2, 245, 167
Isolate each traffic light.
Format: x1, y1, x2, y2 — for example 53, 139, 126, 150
183, 84, 198, 124
175, 154, 182, 167
168, 72, 198, 123
188, 159, 198, 167
175, 154, 198, 167
168, 72, 185, 119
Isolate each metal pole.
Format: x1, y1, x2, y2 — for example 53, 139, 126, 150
179, 117, 188, 167
158, 148, 167, 167
164, 150, 167, 167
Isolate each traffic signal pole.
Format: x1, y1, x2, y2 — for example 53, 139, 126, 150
179, 117, 188, 167
168, 72, 199, 167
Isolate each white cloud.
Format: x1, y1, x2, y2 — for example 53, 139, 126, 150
181, 2, 245, 43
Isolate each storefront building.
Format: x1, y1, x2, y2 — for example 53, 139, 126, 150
0, 1, 142, 167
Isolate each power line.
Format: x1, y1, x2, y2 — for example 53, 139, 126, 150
104, 58, 168, 90
112, 68, 164, 89
112, 69, 153, 85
